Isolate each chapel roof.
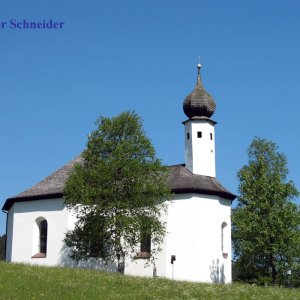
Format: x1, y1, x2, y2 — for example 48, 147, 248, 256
2, 155, 235, 211
183, 64, 216, 119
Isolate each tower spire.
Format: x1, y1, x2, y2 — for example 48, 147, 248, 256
183, 64, 216, 119
197, 63, 201, 84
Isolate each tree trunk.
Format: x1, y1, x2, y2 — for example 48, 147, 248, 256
269, 254, 277, 284
117, 249, 125, 274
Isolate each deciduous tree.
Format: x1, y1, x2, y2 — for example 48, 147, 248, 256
64, 111, 172, 273
232, 137, 300, 285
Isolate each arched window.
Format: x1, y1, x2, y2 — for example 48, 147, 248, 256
39, 220, 48, 255
140, 230, 151, 254
221, 222, 229, 259
134, 219, 151, 259
32, 218, 48, 258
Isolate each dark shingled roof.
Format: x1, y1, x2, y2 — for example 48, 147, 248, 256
168, 164, 235, 200
2, 156, 83, 211
2, 156, 235, 211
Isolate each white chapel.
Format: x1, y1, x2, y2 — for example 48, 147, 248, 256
2, 65, 235, 283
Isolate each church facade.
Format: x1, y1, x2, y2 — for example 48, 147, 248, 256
2, 65, 235, 283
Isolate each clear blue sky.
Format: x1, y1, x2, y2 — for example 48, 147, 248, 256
1, 0, 300, 234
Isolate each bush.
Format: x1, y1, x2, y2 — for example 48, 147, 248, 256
0, 235, 5, 260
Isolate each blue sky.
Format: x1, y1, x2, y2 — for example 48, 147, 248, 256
1, 0, 300, 234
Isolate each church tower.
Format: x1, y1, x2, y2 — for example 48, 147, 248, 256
183, 64, 216, 177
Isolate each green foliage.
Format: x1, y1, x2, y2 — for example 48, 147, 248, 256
1, 262, 300, 300
232, 137, 300, 285
64, 111, 172, 272
0, 235, 5, 260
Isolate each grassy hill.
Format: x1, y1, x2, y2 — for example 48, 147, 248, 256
0, 261, 299, 299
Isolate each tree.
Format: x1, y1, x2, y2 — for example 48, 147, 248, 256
0, 235, 5, 260
232, 137, 300, 285
64, 111, 172, 273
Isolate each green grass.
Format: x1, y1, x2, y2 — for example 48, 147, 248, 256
0, 261, 299, 300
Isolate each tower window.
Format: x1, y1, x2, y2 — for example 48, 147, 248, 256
187, 132, 190, 140
210, 133, 213, 140
197, 131, 202, 138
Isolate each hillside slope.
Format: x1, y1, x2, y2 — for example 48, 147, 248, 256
0, 261, 299, 299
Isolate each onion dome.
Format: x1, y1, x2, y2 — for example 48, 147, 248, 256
183, 64, 216, 119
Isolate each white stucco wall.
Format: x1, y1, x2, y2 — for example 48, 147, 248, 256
6, 192, 232, 283
8, 198, 68, 266
124, 207, 167, 278
7, 199, 118, 271
184, 119, 216, 177
164, 193, 231, 283
114, 192, 232, 283
5, 207, 14, 262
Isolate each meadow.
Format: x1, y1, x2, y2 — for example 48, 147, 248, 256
0, 261, 299, 299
